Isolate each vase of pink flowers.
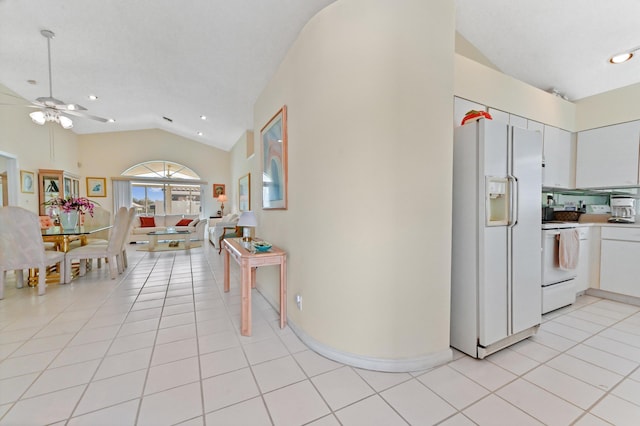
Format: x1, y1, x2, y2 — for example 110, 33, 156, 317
43, 196, 96, 230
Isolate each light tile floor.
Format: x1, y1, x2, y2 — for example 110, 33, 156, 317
1, 243, 640, 425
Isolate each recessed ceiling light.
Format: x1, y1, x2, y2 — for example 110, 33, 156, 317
197, 132, 203, 136
609, 52, 634, 64
27, 79, 37, 85
88, 94, 98, 101
200, 115, 207, 120
107, 118, 115, 123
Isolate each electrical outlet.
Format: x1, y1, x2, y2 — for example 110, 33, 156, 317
295, 294, 302, 310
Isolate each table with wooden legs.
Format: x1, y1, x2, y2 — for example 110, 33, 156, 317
223, 238, 287, 336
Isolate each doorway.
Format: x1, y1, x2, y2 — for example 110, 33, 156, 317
0, 152, 19, 206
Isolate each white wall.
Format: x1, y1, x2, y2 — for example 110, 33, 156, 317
454, 55, 576, 131
575, 82, 640, 131
229, 130, 254, 215
243, 0, 455, 370
78, 129, 230, 217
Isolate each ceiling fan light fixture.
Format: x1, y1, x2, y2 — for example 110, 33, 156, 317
59, 115, 73, 129
29, 111, 46, 125
29, 109, 73, 129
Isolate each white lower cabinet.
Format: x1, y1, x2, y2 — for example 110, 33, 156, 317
600, 227, 640, 297
574, 227, 591, 292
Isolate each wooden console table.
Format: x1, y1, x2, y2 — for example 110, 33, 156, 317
223, 238, 287, 336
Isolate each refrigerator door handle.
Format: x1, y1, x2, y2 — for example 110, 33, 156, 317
507, 175, 519, 227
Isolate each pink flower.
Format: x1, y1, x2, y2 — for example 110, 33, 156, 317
44, 196, 97, 216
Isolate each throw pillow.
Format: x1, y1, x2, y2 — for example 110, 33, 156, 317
140, 217, 156, 227
175, 218, 192, 226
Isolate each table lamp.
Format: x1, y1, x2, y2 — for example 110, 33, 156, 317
217, 194, 228, 215
237, 210, 257, 241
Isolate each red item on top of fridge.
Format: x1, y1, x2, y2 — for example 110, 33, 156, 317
461, 110, 493, 126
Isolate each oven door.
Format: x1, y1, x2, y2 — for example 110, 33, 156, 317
542, 229, 578, 286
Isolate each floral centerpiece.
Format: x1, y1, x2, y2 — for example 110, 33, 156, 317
44, 196, 97, 216
43, 196, 97, 229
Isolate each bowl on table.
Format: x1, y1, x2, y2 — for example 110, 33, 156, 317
252, 241, 272, 252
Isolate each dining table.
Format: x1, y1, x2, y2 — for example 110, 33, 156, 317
30, 224, 112, 285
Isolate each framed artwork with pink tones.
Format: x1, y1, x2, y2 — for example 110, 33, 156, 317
261, 105, 287, 210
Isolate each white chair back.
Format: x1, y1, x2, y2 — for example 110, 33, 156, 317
0, 207, 47, 269
107, 207, 129, 252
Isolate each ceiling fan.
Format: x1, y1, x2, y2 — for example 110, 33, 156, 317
3, 29, 111, 129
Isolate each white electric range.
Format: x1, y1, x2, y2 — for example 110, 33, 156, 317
541, 221, 580, 313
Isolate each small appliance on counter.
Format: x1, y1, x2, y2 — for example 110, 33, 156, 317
609, 196, 636, 223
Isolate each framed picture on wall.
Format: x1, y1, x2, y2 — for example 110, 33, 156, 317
86, 177, 107, 197
213, 183, 225, 198
261, 105, 287, 209
64, 177, 72, 196
238, 173, 251, 211
20, 170, 34, 193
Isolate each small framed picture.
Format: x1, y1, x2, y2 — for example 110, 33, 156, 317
213, 183, 225, 198
86, 177, 107, 197
20, 170, 35, 193
238, 173, 251, 211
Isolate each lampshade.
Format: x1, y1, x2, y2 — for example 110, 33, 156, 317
237, 210, 257, 227
217, 194, 228, 202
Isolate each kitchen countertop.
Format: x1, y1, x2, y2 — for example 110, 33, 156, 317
545, 221, 640, 228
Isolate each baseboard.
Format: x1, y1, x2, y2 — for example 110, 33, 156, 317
586, 288, 640, 307
287, 320, 453, 373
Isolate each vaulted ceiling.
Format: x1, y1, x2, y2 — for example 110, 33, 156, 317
1, 1, 638, 150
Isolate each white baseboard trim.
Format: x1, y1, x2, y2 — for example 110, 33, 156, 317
586, 288, 640, 307
287, 320, 453, 373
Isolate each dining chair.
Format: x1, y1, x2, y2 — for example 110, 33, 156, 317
87, 207, 134, 273
119, 208, 136, 271
63, 207, 128, 283
0, 207, 66, 298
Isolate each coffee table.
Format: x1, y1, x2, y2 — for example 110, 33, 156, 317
146, 229, 191, 251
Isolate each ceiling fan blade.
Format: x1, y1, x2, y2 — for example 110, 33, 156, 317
36, 96, 66, 107
63, 110, 110, 123
0, 102, 41, 109
65, 103, 88, 111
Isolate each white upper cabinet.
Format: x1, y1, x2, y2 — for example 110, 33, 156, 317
527, 120, 544, 133
576, 120, 640, 188
543, 125, 573, 188
487, 108, 528, 129
454, 97, 485, 127
508, 114, 528, 129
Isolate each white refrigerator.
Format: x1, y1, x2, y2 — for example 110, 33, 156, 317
450, 119, 542, 359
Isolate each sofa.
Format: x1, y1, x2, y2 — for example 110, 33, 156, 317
208, 213, 239, 248
128, 214, 206, 243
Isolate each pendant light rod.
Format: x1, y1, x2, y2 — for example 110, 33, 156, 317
41, 30, 55, 98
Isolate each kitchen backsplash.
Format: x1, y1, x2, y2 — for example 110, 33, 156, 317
543, 187, 640, 214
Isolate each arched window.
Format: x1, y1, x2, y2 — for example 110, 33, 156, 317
122, 161, 200, 180
121, 161, 203, 216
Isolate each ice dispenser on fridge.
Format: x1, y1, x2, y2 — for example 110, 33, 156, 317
486, 177, 509, 226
